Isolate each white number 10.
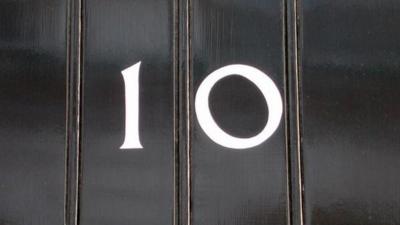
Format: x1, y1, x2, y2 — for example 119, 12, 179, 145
120, 61, 283, 150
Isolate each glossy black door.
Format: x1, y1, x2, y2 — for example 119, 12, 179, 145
0, 0, 66, 224
190, 1, 288, 225
300, 0, 400, 224
79, 1, 175, 225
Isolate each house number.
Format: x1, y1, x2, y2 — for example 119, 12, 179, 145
120, 62, 283, 150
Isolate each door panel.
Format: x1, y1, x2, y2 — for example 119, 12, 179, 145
0, 0, 67, 224
80, 1, 175, 225
300, 0, 400, 224
191, 1, 288, 225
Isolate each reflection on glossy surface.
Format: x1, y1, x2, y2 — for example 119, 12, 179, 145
0, 0, 66, 224
301, 0, 400, 224
191, 0, 287, 224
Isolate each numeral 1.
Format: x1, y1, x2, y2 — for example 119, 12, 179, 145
120, 62, 143, 149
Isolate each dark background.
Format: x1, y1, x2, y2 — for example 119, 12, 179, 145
79, 1, 175, 225
300, 0, 400, 224
0, 0, 399, 225
191, 1, 288, 225
0, 0, 66, 225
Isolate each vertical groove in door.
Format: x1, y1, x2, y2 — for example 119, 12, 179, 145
173, 2, 178, 225
285, 0, 304, 224
295, 0, 305, 224
177, 0, 192, 225
187, 1, 193, 225
65, 0, 83, 224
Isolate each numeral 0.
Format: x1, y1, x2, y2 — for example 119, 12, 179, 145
120, 62, 283, 150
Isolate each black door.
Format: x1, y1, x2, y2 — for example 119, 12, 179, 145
0, 1, 399, 225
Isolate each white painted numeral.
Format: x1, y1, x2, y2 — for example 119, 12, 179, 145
120, 62, 143, 149
120, 62, 282, 150
195, 64, 283, 149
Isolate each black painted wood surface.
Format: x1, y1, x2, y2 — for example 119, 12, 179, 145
190, 1, 288, 225
0, 0, 67, 224
3, 0, 400, 225
300, 0, 400, 224
79, 1, 175, 225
